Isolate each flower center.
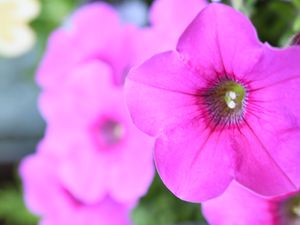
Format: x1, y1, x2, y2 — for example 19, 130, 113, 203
284, 195, 300, 221
202, 79, 247, 126
99, 119, 125, 146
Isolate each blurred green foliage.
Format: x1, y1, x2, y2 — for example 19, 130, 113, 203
132, 174, 207, 225
251, 0, 300, 46
0, 186, 38, 225
31, 0, 83, 56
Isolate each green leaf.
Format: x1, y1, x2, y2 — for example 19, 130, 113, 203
132, 174, 208, 225
0, 186, 39, 225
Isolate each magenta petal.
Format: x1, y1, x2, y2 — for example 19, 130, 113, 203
59, 146, 109, 204
235, 46, 300, 194
125, 51, 209, 136
19, 153, 74, 218
177, 3, 263, 76
39, 61, 113, 127
36, 2, 129, 89
109, 124, 154, 202
202, 181, 274, 225
155, 122, 233, 202
150, 0, 207, 39
74, 197, 133, 225
232, 122, 297, 196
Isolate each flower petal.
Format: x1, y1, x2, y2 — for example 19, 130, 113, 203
202, 181, 275, 225
150, 0, 207, 40
109, 119, 154, 203
125, 51, 210, 136
232, 122, 297, 197
58, 142, 109, 205
0, 24, 35, 57
235, 46, 300, 194
39, 60, 114, 127
36, 3, 130, 88
14, 0, 40, 21
177, 3, 263, 77
155, 122, 233, 202
19, 153, 74, 218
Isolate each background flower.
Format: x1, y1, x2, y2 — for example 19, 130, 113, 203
202, 181, 300, 225
0, 0, 40, 57
20, 151, 133, 225
38, 60, 154, 204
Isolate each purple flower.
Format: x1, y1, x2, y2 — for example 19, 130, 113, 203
203, 181, 300, 225
125, 3, 300, 202
20, 152, 133, 225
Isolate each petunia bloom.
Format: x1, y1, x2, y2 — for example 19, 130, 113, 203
20, 152, 133, 225
0, 0, 40, 57
36, 2, 138, 89
202, 181, 300, 225
125, 3, 300, 202
34, 2, 156, 206
39, 59, 154, 205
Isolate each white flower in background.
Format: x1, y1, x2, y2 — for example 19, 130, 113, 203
0, 0, 40, 58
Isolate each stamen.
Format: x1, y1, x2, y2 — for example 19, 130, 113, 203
292, 204, 300, 217
99, 119, 125, 146
200, 78, 247, 126
225, 91, 238, 109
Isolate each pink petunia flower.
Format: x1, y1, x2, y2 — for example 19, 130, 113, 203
35, 0, 209, 206
125, 3, 300, 202
36, 2, 137, 88
20, 152, 133, 225
202, 181, 300, 225
39, 60, 154, 205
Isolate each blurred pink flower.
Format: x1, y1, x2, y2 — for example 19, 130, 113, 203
33, 2, 156, 207
36, 2, 136, 88
135, 0, 207, 62
39, 60, 154, 204
203, 181, 300, 225
20, 152, 133, 225
125, 3, 300, 202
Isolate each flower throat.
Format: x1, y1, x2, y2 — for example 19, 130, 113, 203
201, 78, 247, 126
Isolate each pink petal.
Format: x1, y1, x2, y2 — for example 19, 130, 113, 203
155, 122, 233, 202
177, 3, 263, 77
232, 123, 297, 196
134, 0, 207, 68
58, 143, 109, 205
39, 61, 114, 128
36, 29, 75, 88
36, 2, 131, 88
109, 120, 155, 202
19, 153, 74, 218
125, 51, 209, 136
150, 0, 207, 37
76, 197, 133, 225
234, 45, 300, 194
39, 197, 133, 225
202, 181, 275, 225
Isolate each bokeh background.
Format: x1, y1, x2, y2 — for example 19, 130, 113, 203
0, 0, 299, 224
